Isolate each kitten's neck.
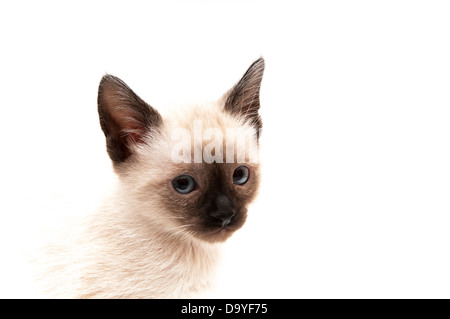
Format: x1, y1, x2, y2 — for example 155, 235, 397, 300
83, 199, 221, 298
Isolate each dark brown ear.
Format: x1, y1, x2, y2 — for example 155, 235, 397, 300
97, 74, 162, 164
224, 57, 265, 138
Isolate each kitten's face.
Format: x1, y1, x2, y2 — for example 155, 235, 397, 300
156, 161, 260, 243
97, 58, 264, 243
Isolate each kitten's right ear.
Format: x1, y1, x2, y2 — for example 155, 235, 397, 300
97, 74, 162, 164
224, 57, 265, 138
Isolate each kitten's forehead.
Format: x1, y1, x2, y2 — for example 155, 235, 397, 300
161, 103, 259, 165
167, 102, 241, 130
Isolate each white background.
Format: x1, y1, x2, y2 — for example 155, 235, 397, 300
1, 0, 450, 298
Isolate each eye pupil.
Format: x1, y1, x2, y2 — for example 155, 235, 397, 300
233, 166, 249, 185
172, 175, 196, 194
178, 178, 189, 189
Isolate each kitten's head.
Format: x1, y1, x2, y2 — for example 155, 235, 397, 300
97, 58, 264, 243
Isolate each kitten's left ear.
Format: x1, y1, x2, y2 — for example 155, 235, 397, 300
97, 74, 162, 164
224, 57, 265, 137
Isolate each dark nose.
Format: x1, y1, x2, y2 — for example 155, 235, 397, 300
210, 195, 236, 227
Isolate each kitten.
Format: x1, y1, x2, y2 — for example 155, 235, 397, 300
39, 58, 264, 298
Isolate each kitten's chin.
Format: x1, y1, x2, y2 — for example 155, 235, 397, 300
207, 228, 235, 243
195, 212, 248, 243
171, 211, 248, 243
194, 225, 242, 243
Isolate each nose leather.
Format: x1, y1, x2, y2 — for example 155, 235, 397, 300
210, 194, 236, 227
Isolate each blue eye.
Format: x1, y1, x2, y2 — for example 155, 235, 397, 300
233, 166, 249, 185
172, 175, 196, 194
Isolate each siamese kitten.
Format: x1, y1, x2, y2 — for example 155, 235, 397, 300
40, 58, 264, 298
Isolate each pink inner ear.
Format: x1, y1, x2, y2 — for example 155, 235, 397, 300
119, 121, 146, 145
118, 129, 145, 161
129, 130, 146, 144
112, 108, 147, 143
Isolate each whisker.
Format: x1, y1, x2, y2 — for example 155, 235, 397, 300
165, 224, 194, 240
161, 216, 186, 220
